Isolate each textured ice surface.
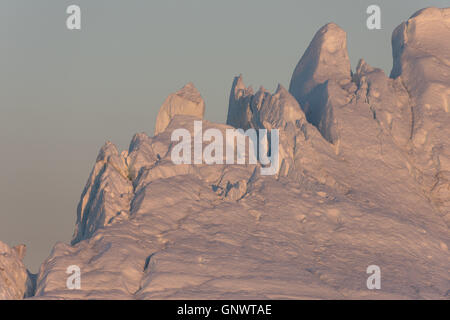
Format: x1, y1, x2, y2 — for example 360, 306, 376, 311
0, 242, 30, 299
2, 7, 449, 300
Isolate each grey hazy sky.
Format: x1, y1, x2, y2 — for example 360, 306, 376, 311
1, 0, 448, 271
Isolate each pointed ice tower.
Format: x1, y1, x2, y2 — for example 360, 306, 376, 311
289, 23, 352, 143
154, 83, 205, 135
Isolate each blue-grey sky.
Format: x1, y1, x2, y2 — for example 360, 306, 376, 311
1, 0, 448, 271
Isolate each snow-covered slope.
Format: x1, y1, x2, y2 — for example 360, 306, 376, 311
2, 7, 449, 300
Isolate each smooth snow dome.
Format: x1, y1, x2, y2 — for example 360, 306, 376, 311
0, 0, 449, 273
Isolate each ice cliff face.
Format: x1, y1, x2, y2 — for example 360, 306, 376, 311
390, 7, 450, 226
1, 7, 448, 300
